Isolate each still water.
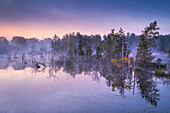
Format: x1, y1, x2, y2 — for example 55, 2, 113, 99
0, 60, 169, 113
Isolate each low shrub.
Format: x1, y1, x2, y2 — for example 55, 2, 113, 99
155, 70, 165, 76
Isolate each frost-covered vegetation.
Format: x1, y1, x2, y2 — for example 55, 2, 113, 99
0, 21, 170, 72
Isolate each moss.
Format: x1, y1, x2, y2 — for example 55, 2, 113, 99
155, 70, 166, 76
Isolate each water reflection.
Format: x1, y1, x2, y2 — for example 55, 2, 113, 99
135, 70, 160, 106
0, 56, 169, 109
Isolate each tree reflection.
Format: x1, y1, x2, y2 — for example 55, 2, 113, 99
135, 70, 160, 106
0, 55, 168, 107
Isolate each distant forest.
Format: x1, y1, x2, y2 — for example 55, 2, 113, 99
0, 30, 169, 56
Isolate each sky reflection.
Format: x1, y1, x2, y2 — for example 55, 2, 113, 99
0, 65, 169, 113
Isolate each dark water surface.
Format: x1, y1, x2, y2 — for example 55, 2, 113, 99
0, 57, 169, 113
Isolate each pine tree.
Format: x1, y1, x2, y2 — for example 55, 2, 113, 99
74, 49, 77, 56
85, 43, 92, 56
78, 40, 84, 56
136, 21, 159, 67
74, 45, 77, 56
85, 42, 88, 56
89, 45, 92, 56
51, 34, 60, 52
68, 38, 74, 56
111, 28, 129, 59
96, 46, 100, 57
104, 35, 113, 57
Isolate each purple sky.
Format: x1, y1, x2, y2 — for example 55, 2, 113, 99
0, 0, 170, 39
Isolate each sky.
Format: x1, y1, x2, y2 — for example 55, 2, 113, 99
0, 0, 170, 39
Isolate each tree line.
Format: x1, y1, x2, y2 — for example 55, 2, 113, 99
0, 21, 169, 68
